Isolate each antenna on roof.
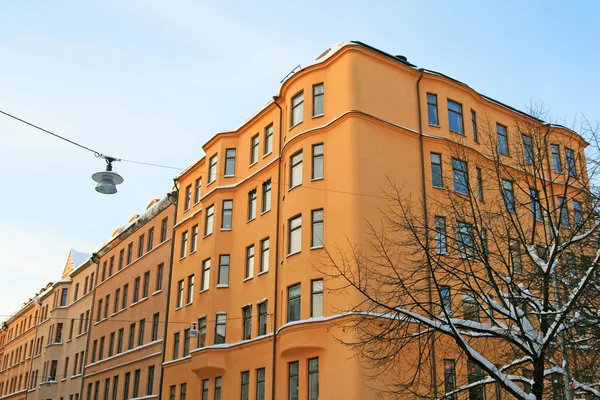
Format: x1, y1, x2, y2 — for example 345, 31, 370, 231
280, 65, 301, 84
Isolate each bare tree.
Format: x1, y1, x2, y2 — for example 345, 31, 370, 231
321, 105, 600, 400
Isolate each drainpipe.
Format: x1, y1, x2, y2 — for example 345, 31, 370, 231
79, 254, 101, 399
24, 303, 41, 400
158, 188, 179, 400
416, 69, 438, 398
542, 125, 574, 400
271, 96, 283, 400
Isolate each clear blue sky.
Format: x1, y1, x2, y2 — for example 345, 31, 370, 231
1, 0, 598, 316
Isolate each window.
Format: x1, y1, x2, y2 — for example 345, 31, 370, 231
215, 313, 226, 344
260, 238, 269, 273
566, 253, 576, 276
161, 217, 168, 242
427, 93, 438, 125
312, 143, 324, 180
467, 359, 485, 400
312, 83, 324, 116
558, 196, 569, 227
170, 385, 176, 400
551, 144, 562, 172
99, 336, 105, 360
530, 189, 542, 221
108, 332, 114, 357
97, 299, 103, 321
457, 222, 473, 258
127, 243, 133, 265
262, 179, 271, 213
191, 225, 198, 253
462, 291, 480, 322
205, 205, 215, 236
202, 259, 211, 291
147, 366, 155, 395
128, 323, 135, 350
122, 284, 128, 309
147, 227, 154, 251
102, 261, 107, 281
133, 369, 140, 398
183, 329, 190, 356
440, 286, 451, 315
502, 180, 515, 213
566, 148, 577, 177
143, 271, 150, 298
221, 201, 232, 230
180, 231, 188, 258
55, 323, 63, 343
180, 383, 187, 400
138, 319, 145, 346
242, 306, 252, 340
573, 200, 583, 225
256, 368, 266, 400
208, 154, 218, 183
447, 100, 463, 134
264, 124, 273, 155
245, 245, 255, 279
152, 313, 159, 341
241, 371, 250, 400
430, 153, 443, 188
60, 288, 68, 306
186, 275, 194, 304
104, 295, 110, 318
218, 255, 229, 286
117, 328, 124, 353
471, 110, 478, 141
290, 151, 303, 188
184, 185, 192, 211
104, 378, 110, 400
510, 239, 522, 274
443, 359, 457, 400
225, 148, 236, 176
118, 249, 124, 270
287, 284, 301, 322
308, 358, 319, 400
288, 361, 299, 400
194, 178, 202, 203
288, 215, 302, 255
214, 377, 222, 400
311, 209, 324, 248
156, 264, 163, 291
476, 167, 483, 201
123, 372, 130, 400
176, 280, 184, 308
248, 189, 257, 220
452, 159, 468, 195
133, 277, 140, 302
202, 379, 209, 400
258, 301, 267, 336
291, 92, 304, 127
250, 136, 259, 165
91, 340, 98, 362
197, 317, 207, 348
311, 279, 323, 317
523, 135, 533, 165
497, 124, 509, 155
173, 331, 180, 359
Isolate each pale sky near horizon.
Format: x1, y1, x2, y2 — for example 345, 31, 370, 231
1, 0, 599, 317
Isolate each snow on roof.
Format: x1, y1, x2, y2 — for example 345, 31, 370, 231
71, 249, 91, 270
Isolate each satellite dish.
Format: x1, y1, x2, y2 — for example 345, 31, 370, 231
92, 158, 123, 195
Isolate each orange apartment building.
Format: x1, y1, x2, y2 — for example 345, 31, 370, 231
161, 41, 588, 400
81, 195, 175, 400
27, 250, 94, 400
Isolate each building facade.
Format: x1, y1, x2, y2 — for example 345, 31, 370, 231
81, 195, 175, 400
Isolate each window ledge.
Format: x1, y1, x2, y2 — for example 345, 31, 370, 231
216, 284, 229, 288
260, 209, 271, 216
219, 228, 232, 232
61, 378, 67, 382
203, 233, 213, 239
257, 270, 268, 276
432, 185, 444, 190
200, 289, 209, 294
262, 152, 272, 159
286, 251, 301, 258
312, 113, 324, 119
66, 339, 72, 343
223, 174, 235, 178
179, 255, 186, 261
185, 302, 193, 307
289, 121, 303, 130
190, 249, 197, 255
183, 207, 190, 214
207, 180, 215, 187
429, 124, 440, 128
243, 276, 253, 282
152, 290, 163, 296
310, 245, 324, 250
311, 177, 324, 182
175, 306, 182, 311
450, 130, 465, 135
75, 332, 86, 339
249, 161, 258, 168
247, 217, 256, 223
288, 184, 301, 193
